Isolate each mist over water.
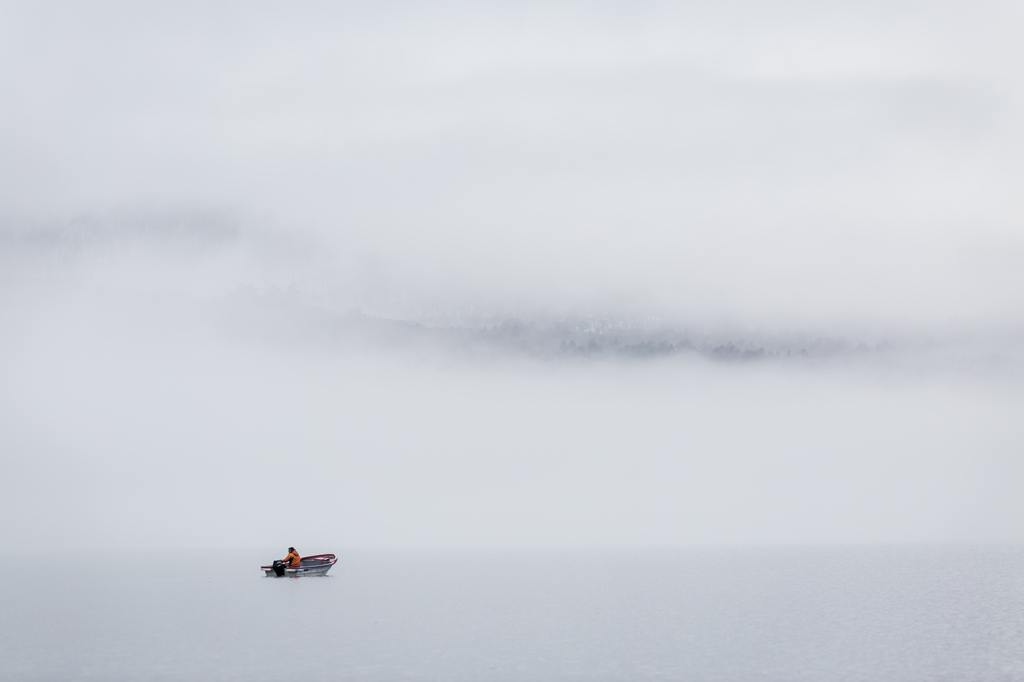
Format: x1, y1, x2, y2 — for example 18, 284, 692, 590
2, 0, 1024, 554
2, 217, 1022, 551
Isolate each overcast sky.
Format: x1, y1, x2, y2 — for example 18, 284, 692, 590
1, 1, 1022, 550
4, 0, 1024, 326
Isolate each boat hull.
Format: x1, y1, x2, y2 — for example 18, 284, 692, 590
263, 564, 333, 577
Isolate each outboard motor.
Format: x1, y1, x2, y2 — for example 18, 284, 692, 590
272, 560, 286, 577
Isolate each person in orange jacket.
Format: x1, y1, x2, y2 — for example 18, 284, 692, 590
283, 547, 300, 568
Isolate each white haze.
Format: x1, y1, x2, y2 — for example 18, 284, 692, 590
0, 1, 1022, 550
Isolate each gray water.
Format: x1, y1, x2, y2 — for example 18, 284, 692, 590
2, 547, 1023, 681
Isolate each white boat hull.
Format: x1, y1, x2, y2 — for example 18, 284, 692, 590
264, 564, 333, 577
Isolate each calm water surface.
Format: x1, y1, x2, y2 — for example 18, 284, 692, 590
2, 547, 1023, 681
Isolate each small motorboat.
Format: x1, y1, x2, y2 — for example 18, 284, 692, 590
262, 553, 337, 577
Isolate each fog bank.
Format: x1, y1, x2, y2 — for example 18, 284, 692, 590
1, 1, 1023, 550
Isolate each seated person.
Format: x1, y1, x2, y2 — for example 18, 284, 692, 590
283, 547, 300, 568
